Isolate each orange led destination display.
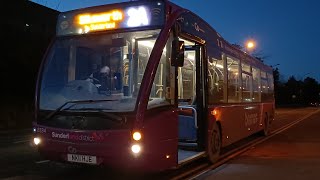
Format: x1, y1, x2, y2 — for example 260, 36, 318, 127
77, 10, 123, 32
56, 1, 165, 36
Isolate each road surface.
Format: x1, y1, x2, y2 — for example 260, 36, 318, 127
195, 107, 320, 180
0, 107, 319, 179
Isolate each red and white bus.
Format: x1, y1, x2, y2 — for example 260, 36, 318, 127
33, 0, 275, 172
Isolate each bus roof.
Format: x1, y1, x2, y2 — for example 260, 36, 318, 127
166, 0, 272, 72
56, 0, 272, 72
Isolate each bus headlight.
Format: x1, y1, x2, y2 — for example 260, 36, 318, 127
33, 137, 41, 145
132, 131, 142, 141
131, 144, 141, 154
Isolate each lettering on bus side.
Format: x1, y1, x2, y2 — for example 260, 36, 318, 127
51, 132, 105, 142
245, 113, 258, 127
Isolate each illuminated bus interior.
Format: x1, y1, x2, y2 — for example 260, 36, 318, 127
175, 39, 274, 163
176, 39, 203, 163
39, 29, 161, 114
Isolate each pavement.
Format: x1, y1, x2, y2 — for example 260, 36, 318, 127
0, 128, 32, 144
0, 128, 32, 135
196, 108, 320, 180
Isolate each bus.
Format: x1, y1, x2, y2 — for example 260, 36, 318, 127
32, 0, 275, 172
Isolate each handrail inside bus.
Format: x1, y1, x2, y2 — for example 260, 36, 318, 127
178, 105, 198, 128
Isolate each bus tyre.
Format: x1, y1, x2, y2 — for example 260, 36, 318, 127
261, 113, 270, 136
208, 123, 221, 163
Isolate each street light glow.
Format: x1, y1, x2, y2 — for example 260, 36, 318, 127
247, 41, 255, 49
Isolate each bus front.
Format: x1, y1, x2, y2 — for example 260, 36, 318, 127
32, 0, 172, 170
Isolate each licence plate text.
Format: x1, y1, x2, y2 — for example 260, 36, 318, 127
67, 154, 97, 164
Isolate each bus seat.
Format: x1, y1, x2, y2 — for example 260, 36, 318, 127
178, 115, 197, 141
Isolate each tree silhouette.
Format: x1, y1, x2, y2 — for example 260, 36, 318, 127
232, 43, 244, 50
285, 76, 302, 104
302, 77, 320, 104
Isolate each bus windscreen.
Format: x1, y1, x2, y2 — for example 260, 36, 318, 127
40, 29, 161, 112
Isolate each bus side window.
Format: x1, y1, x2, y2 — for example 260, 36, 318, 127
227, 57, 240, 103
241, 63, 252, 102
267, 73, 274, 101
261, 71, 268, 101
208, 57, 224, 104
252, 67, 261, 102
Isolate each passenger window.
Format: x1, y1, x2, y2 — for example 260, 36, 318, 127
261, 71, 268, 101
267, 73, 274, 101
208, 56, 224, 104
241, 63, 252, 102
227, 57, 240, 103
252, 67, 261, 102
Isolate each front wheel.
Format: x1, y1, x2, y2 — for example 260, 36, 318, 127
208, 123, 221, 163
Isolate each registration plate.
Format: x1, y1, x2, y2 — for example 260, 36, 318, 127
67, 154, 97, 164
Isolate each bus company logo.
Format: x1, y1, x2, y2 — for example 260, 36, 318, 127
51, 132, 105, 142
245, 113, 258, 127
67, 146, 77, 154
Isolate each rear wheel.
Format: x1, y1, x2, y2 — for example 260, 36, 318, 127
261, 113, 270, 136
208, 123, 221, 163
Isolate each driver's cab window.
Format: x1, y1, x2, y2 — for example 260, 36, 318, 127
177, 38, 196, 106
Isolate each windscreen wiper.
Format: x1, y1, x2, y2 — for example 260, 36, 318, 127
96, 109, 126, 123
43, 99, 116, 121
66, 108, 126, 124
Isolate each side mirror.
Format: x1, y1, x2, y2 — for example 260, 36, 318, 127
171, 39, 185, 67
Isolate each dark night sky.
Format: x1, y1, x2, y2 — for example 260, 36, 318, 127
31, 0, 320, 82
